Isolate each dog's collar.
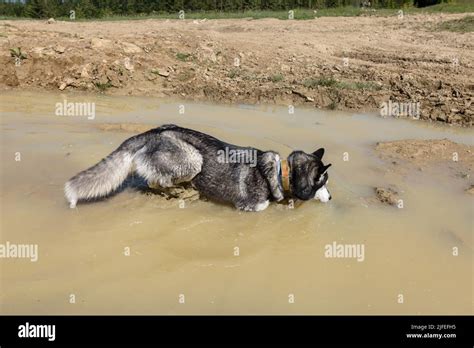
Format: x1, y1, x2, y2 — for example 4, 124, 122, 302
279, 158, 291, 193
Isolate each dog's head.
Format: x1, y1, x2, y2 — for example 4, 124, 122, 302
288, 148, 332, 202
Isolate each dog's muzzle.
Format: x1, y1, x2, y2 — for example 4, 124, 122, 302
315, 185, 331, 203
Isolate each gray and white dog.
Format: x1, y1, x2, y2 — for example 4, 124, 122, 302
65, 124, 332, 211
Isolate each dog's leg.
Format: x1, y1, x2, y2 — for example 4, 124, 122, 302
235, 200, 270, 212
259, 152, 284, 201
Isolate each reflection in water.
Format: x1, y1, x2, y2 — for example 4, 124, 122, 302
0, 91, 472, 314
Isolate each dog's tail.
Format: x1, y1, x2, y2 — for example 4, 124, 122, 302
64, 131, 152, 208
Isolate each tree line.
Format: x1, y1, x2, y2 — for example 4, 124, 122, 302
0, 0, 448, 18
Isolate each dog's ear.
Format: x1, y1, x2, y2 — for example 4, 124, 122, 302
321, 163, 332, 174
313, 148, 325, 159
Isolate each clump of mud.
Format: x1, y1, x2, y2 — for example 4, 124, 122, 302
144, 183, 200, 202
375, 139, 473, 166
374, 187, 400, 206
376, 139, 473, 181
375, 139, 474, 198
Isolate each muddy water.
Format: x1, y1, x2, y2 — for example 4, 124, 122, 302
0, 91, 472, 314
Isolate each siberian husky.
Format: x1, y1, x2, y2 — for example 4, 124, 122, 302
65, 124, 332, 211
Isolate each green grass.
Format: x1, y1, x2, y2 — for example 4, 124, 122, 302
303, 77, 338, 88
304, 77, 381, 91
227, 69, 240, 78
269, 74, 284, 82
176, 52, 192, 61
1, 1, 473, 22
437, 15, 474, 32
94, 81, 112, 91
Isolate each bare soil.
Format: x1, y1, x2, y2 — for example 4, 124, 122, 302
1, 13, 473, 126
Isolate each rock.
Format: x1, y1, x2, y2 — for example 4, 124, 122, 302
466, 185, 474, 195
80, 65, 90, 78
47, 18, 55, 24
54, 45, 65, 54
64, 77, 75, 86
292, 90, 314, 102
198, 45, 217, 63
123, 57, 134, 71
436, 113, 447, 122
451, 87, 462, 98
59, 78, 75, 90
121, 42, 142, 54
151, 68, 170, 77
31, 47, 45, 58
90, 38, 113, 49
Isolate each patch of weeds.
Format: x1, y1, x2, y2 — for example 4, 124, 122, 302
269, 74, 284, 83
303, 77, 337, 88
94, 81, 112, 91
227, 68, 240, 78
328, 101, 338, 110
176, 52, 192, 61
10, 47, 27, 61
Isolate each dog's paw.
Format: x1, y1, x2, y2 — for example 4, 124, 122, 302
274, 192, 284, 202
254, 200, 270, 211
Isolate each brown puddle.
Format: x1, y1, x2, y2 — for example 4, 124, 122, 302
0, 91, 472, 314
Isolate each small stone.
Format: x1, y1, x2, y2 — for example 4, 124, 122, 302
122, 42, 142, 54
80, 65, 90, 78
158, 70, 169, 77
123, 57, 134, 71
90, 38, 113, 49
54, 45, 65, 54
152, 68, 169, 77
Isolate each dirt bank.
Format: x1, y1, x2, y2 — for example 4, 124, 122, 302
1, 14, 473, 126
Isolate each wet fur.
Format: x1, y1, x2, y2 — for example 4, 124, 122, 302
65, 124, 331, 211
